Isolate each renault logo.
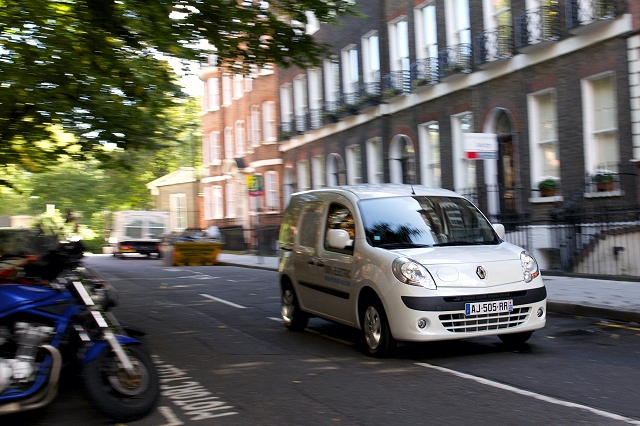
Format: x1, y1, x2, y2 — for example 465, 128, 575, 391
476, 266, 487, 279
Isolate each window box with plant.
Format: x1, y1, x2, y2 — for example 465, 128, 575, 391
593, 170, 615, 192
537, 176, 559, 197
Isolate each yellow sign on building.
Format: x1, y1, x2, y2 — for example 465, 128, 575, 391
247, 175, 264, 196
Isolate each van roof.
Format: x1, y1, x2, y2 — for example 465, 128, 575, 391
294, 184, 462, 200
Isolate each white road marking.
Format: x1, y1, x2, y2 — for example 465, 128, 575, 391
200, 294, 247, 309
416, 362, 640, 425
158, 406, 184, 426
155, 357, 239, 421
176, 275, 217, 280
268, 317, 283, 322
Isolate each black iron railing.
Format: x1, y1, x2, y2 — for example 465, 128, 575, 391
309, 109, 323, 130
474, 25, 514, 66
515, 4, 560, 48
410, 58, 439, 87
294, 113, 308, 134
438, 44, 472, 78
566, 0, 619, 29
381, 70, 411, 95
549, 207, 640, 276
362, 81, 381, 96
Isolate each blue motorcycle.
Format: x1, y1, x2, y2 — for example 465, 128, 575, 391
0, 268, 159, 421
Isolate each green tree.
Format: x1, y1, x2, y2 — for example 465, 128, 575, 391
1, 97, 202, 250
0, 0, 356, 181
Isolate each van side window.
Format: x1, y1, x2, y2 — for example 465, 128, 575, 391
324, 203, 355, 253
279, 196, 304, 249
299, 201, 324, 248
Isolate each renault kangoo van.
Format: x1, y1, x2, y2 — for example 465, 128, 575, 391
278, 184, 546, 357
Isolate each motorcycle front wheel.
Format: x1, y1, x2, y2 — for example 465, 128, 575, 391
82, 343, 159, 422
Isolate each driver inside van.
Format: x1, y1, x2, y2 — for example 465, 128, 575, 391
326, 205, 355, 249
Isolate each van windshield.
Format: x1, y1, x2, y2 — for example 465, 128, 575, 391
358, 196, 499, 248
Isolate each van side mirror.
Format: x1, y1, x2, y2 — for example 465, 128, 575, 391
492, 223, 505, 239
327, 229, 353, 249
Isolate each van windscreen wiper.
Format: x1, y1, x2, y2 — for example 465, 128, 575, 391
376, 242, 432, 249
432, 241, 486, 247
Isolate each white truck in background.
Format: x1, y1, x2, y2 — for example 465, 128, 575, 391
109, 211, 170, 258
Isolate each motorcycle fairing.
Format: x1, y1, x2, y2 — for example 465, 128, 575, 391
0, 284, 60, 312
80, 335, 141, 364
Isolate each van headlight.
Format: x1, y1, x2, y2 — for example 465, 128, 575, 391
520, 250, 540, 283
392, 258, 436, 289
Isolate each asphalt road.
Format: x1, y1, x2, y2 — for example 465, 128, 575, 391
6, 255, 640, 426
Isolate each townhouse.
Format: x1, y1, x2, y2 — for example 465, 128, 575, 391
198, 0, 640, 272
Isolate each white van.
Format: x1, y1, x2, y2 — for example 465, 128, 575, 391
278, 184, 546, 357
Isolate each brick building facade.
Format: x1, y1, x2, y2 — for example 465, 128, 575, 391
198, 0, 639, 266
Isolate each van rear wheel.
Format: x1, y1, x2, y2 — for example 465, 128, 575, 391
362, 300, 395, 357
281, 283, 308, 331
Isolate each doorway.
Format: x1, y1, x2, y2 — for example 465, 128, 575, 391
495, 110, 518, 220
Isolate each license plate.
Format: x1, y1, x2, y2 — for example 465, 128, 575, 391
465, 299, 513, 316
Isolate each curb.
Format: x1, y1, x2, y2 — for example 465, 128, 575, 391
216, 261, 278, 273
547, 301, 640, 324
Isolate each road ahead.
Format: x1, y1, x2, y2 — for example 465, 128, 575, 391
8, 255, 640, 425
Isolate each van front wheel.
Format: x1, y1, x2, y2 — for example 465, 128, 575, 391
362, 301, 395, 357
281, 283, 308, 331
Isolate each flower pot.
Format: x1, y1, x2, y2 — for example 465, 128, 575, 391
540, 188, 556, 197
596, 182, 614, 192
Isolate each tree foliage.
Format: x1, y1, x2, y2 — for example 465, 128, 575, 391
0, 98, 202, 253
0, 0, 356, 178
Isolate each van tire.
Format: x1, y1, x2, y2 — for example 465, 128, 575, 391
361, 299, 396, 357
498, 331, 533, 346
281, 282, 308, 331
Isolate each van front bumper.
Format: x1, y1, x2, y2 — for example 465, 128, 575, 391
383, 285, 547, 342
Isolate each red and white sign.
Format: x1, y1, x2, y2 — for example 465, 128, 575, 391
464, 133, 498, 160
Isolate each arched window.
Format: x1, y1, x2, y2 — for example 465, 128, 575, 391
389, 135, 416, 184
326, 153, 346, 187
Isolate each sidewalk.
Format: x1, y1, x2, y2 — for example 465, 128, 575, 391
216, 253, 640, 324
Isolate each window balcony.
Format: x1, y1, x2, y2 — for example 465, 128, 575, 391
438, 44, 472, 80
278, 123, 292, 141
294, 113, 308, 134
566, 0, 621, 33
515, 4, 560, 52
410, 58, 439, 88
343, 81, 361, 105
474, 25, 514, 68
381, 70, 411, 97
309, 109, 323, 130
362, 81, 381, 96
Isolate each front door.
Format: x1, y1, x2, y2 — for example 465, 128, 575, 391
497, 134, 516, 218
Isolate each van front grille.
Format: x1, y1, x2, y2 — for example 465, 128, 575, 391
439, 307, 530, 333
